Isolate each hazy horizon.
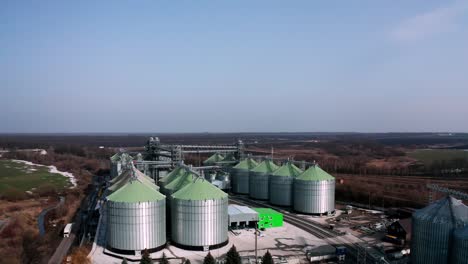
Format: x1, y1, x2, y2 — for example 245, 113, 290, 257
2, 1, 468, 133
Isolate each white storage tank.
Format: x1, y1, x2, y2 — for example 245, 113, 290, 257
106, 179, 166, 253
411, 196, 468, 264
171, 178, 228, 250
453, 225, 468, 264
249, 160, 279, 200
269, 161, 303, 206
231, 158, 258, 194
293, 164, 335, 215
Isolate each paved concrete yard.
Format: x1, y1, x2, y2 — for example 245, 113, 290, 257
90, 222, 327, 264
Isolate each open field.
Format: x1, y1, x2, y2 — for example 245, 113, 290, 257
0, 160, 72, 194
408, 149, 468, 166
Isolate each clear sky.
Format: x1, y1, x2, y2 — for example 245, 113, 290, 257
2, 1, 468, 133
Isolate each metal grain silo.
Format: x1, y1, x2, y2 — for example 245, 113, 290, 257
293, 164, 335, 215
453, 226, 468, 264
203, 153, 224, 166
411, 196, 468, 264
106, 179, 166, 253
171, 178, 228, 249
249, 160, 279, 200
231, 158, 258, 194
269, 161, 302, 206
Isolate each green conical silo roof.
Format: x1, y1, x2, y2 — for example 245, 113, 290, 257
108, 167, 158, 192
233, 158, 258, 170
110, 153, 121, 162
203, 153, 224, 165
221, 153, 237, 162
271, 162, 302, 177
172, 178, 227, 201
296, 165, 334, 181
164, 169, 197, 193
251, 160, 279, 173
159, 166, 185, 186
107, 179, 165, 203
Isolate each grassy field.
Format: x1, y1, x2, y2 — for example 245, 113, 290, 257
408, 149, 468, 166
0, 160, 72, 193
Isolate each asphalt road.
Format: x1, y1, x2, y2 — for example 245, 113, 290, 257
48, 234, 75, 264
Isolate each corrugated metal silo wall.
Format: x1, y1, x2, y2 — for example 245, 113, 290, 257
107, 200, 166, 251
231, 168, 249, 194
249, 172, 269, 200
453, 232, 468, 264
171, 198, 228, 247
411, 215, 454, 264
269, 176, 293, 206
293, 179, 335, 214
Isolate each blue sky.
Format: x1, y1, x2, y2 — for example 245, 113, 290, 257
1, 1, 468, 133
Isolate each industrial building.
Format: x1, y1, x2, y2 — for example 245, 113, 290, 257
386, 218, 411, 245
231, 157, 258, 194
171, 177, 229, 250
253, 208, 283, 229
269, 161, 303, 206
249, 160, 279, 200
293, 164, 335, 215
109, 152, 133, 179
411, 195, 468, 264
228, 205, 258, 228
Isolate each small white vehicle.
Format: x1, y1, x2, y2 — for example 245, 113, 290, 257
63, 223, 73, 238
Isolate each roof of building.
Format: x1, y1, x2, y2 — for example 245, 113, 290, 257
296, 165, 335, 181
203, 153, 224, 165
172, 177, 227, 200
233, 158, 258, 170
107, 179, 165, 203
413, 196, 468, 225
251, 160, 279, 173
252, 208, 282, 215
398, 218, 412, 234
228, 205, 259, 215
271, 161, 303, 177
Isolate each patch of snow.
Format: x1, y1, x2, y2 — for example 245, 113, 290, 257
12, 159, 77, 188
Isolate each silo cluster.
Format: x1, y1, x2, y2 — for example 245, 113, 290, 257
293, 164, 335, 215
231, 158, 258, 194
249, 160, 279, 200
269, 161, 303, 206
411, 196, 468, 264
231, 158, 335, 215
106, 166, 166, 253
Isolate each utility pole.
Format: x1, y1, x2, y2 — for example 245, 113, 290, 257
255, 227, 258, 264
